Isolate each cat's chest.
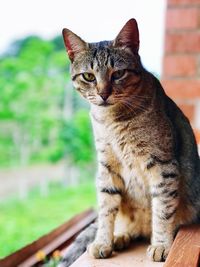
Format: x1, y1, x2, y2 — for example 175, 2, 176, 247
107, 122, 151, 206
109, 123, 151, 206
120, 156, 150, 207
91, 112, 151, 205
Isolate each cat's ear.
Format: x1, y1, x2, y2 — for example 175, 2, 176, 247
114, 19, 139, 54
62, 29, 87, 62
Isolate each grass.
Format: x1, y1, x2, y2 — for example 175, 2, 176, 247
0, 182, 96, 258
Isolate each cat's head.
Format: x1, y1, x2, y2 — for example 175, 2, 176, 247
62, 19, 144, 108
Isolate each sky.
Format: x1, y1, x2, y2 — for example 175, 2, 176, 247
1, 0, 166, 74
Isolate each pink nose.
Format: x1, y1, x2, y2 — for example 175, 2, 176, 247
99, 93, 110, 101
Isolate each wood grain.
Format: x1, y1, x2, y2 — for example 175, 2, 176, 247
70, 240, 164, 267
164, 225, 200, 267
0, 209, 96, 267
2, 210, 200, 267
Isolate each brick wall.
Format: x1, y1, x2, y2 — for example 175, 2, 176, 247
162, 0, 200, 144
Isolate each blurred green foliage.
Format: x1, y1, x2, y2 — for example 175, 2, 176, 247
61, 111, 95, 164
0, 36, 96, 258
0, 35, 95, 167
0, 182, 96, 258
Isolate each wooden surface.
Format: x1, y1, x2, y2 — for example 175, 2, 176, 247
71, 225, 200, 267
0, 209, 96, 267
2, 209, 200, 267
164, 225, 200, 267
71, 240, 164, 267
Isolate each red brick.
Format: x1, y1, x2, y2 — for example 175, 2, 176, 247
169, 0, 200, 5
162, 80, 200, 99
178, 103, 195, 121
166, 8, 200, 29
194, 128, 200, 144
166, 32, 200, 53
163, 55, 197, 77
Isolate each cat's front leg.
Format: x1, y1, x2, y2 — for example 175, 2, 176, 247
147, 160, 179, 262
88, 160, 123, 259
88, 190, 121, 258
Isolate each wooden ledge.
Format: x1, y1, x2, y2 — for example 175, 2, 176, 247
70, 225, 200, 267
0, 209, 96, 267
2, 209, 200, 267
164, 225, 200, 267
70, 241, 163, 267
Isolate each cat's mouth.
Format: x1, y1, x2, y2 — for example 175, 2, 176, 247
99, 102, 113, 107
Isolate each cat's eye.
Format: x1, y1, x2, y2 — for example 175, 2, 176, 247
112, 69, 126, 80
82, 73, 96, 82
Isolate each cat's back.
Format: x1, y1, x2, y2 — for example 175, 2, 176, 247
161, 89, 200, 223
164, 94, 199, 169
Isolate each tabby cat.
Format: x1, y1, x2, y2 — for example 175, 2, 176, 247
59, 19, 200, 266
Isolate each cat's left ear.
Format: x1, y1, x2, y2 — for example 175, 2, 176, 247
62, 28, 87, 62
113, 18, 139, 54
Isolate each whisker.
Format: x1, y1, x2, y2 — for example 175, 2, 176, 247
119, 97, 149, 114
127, 99, 147, 111
118, 99, 136, 116
115, 94, 152, 100
114, 96, 148, 110
122, 101, 138, 118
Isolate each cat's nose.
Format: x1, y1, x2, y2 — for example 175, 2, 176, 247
99, 93, 110, 101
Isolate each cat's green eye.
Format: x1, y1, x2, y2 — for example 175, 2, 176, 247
112, 70, 126, 80
82, 73, 96, 82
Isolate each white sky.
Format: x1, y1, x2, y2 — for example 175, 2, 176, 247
1, 0, 166, 74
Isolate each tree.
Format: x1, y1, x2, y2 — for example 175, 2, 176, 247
0, 35, 95, 170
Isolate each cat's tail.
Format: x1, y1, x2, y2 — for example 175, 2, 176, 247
58, 222, 97, 267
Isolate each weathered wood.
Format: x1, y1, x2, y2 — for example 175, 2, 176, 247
2, 210, 200, 267
0, 209, 96, 267
70, 240, 164, 267
164, 225, 200, 267
70, 225, 200, 267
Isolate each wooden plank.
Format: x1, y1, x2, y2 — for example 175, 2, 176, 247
70, 240, 164, 267
0, 209, 96, 267
164, 225, 200, 267
3, 209, 200, 267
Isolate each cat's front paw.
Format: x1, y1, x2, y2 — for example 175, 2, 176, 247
114, 234, 131, 251
147, 244, 170, 262
87, 241, 113, 259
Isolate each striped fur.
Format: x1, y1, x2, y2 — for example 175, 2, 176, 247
60, 19, 200, 266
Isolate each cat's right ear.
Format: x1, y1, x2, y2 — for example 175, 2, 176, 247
113, 19, 140, 54
62, 29, 87, 62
